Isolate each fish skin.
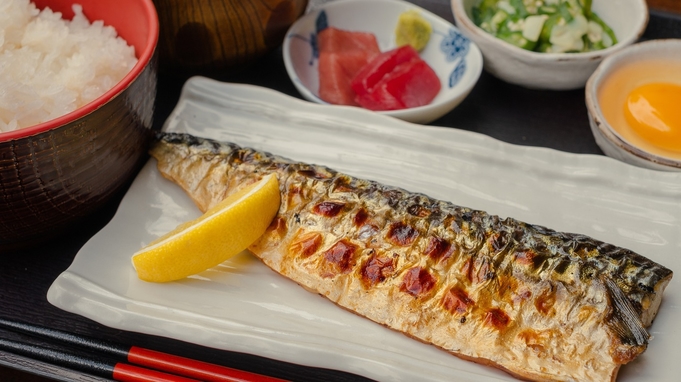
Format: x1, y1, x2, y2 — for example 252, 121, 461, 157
150, 132, 673, 382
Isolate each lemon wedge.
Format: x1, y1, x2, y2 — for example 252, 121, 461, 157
132, 173, 281, 282
395, 10, 432, 52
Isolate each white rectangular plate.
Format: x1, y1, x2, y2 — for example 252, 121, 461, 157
48, 77, 680, 382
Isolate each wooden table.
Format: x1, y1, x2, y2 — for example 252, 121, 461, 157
2, 1, 680, 381
649, 0, 681, 13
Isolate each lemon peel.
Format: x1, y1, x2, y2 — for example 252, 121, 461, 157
132, 173, 281, 282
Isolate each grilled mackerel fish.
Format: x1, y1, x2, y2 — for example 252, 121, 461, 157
150, 133, 673, 382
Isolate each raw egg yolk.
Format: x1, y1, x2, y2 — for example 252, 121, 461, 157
624, 83, 681, 153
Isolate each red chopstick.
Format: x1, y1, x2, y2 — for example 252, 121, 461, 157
0, 337, 199, 382
0, 317, 287, 382
125, 346, 285, 382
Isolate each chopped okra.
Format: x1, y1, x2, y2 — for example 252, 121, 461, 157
472, 0, 617, 53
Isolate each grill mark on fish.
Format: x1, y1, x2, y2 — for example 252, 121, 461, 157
484, 308, 510, 331
323, 239, 357, 274
387, 221, 418, 246
353, 208, 368, 227
424, 236, 451, 262
360, 252, 395, 288
400, 267, 437, 297
289, 231, 322, 258
150, 133, 674, 382
442, 286, 475, 315
312, 201, 345, 217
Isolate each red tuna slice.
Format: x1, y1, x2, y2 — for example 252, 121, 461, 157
354, 81, 405, 111
319, 50, 377, 106
351, 45, 420, 96
354, 57, 441, 111
318, 27, 381, 54
317, 27, 381, 106
385, 59, 441, 108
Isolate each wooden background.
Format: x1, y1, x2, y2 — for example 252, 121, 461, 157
649, 0, 681, 13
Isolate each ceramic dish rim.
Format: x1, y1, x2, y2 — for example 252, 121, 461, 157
585, 38, 681, 170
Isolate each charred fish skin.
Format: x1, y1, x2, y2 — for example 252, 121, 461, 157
151, 132, 673, 382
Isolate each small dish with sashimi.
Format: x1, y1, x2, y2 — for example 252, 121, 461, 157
283, 0, 483, 124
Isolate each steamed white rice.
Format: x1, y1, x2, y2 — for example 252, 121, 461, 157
0, 0, 137, 132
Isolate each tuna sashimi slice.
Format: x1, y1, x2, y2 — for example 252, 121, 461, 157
318, 53, 354, 106
354, 82, 405, 111
351, 46, 441, 111
384, 59, 441, 108
318, 27, 380, 54
351, 45, 420, 97
317, 27, 381, 106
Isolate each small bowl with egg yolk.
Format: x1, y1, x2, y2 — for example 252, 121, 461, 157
586, 39, 681, 171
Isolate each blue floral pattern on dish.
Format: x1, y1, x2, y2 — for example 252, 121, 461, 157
287, 10, 328, 64
316, 10, 328, 34
441, 29, 470, 62
311, 10, 328, 60
439, 29, 470, 88
449, 59, 467, 88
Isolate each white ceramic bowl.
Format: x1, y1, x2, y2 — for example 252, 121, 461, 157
451, 0, 648, 90
283, 0, 483, 124
585, 39, 681, 172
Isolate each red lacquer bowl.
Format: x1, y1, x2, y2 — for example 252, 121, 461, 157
0, 0, 159, 250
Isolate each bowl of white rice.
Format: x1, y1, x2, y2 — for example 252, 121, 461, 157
0, 0, 158, 249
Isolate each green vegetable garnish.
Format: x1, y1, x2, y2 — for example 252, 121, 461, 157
472, 0, 618, 53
